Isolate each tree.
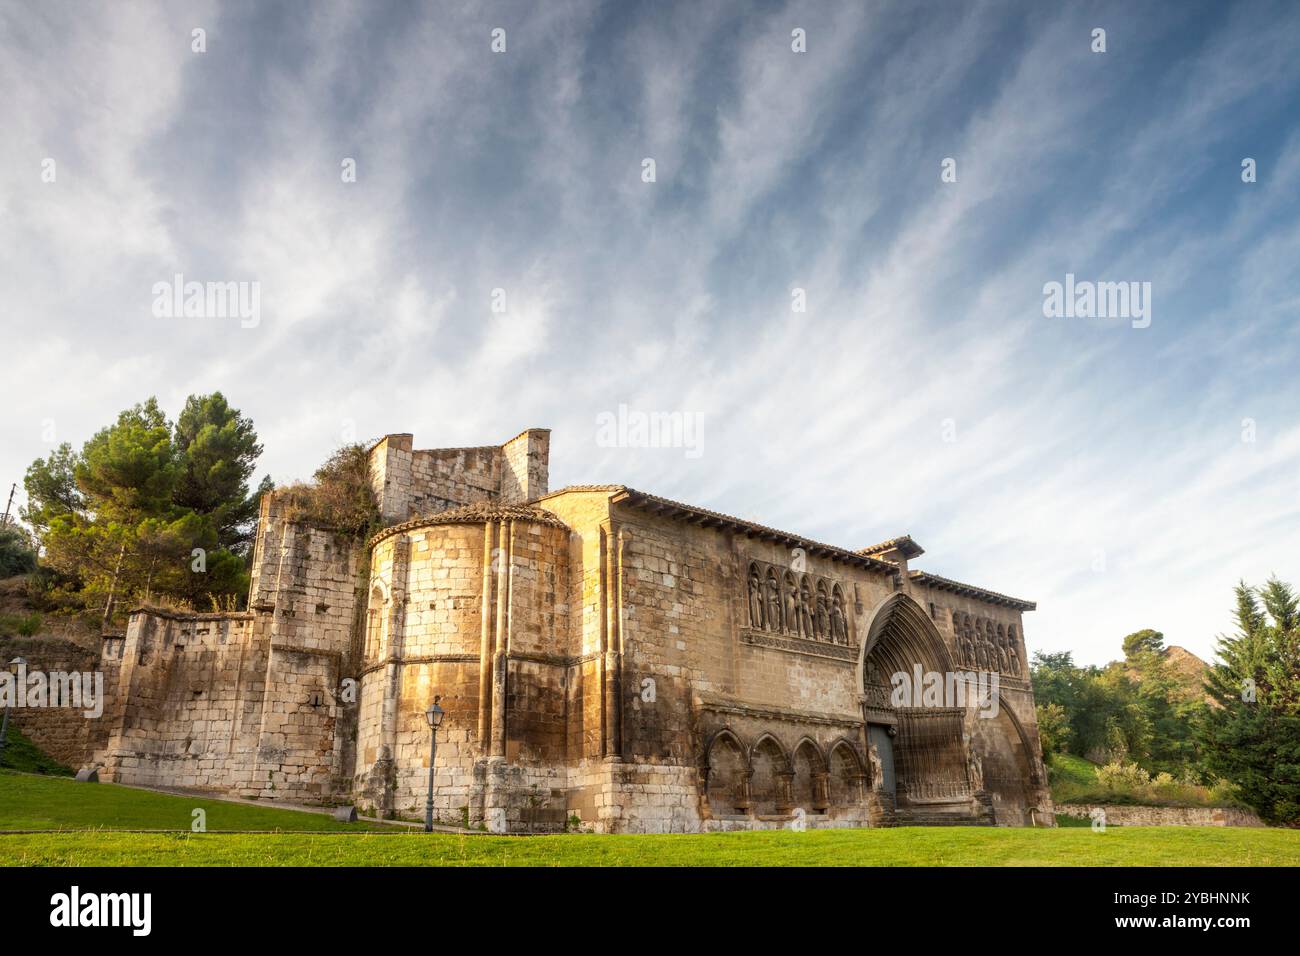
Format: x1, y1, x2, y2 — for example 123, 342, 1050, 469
1198, 578, 1300, 825
1118, 628, 1206, 776
22, 395, 265, 622
172, 393, 267, 553
1035, 702, 1072, 757
1031, 642, 1202, 773
21, 442, 84, 538
1122, 628, 1165, 660
1030, 651, 1125, 761
76, 398, 178, 520
0, 526, 38, 577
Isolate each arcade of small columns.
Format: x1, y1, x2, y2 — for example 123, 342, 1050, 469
701, 730, 871, 817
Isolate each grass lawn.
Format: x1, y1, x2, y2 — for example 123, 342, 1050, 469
3, 769, 1299, 867
0, 770, 389, 833
5, 825, 1300, 867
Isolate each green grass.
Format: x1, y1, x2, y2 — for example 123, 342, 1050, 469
0, 727, 73, 776
1050, 752, 1100, 787
2, 768, 1299, 867
0, 770, 387, 833
4, 825, 1300, 867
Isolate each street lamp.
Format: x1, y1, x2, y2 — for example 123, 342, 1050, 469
424, 695, 445, 832
0, 657, 28, 768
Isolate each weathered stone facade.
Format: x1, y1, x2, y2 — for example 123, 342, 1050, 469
89, 427, 1053, 832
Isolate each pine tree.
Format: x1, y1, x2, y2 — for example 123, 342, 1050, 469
22, 395, 268, 622
1198, 579, 1300, 825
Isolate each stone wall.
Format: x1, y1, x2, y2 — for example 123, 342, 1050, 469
367, 428, 551, 522
94, 488, 362, 801
1057, 803, 1264, 827
1, 635, 104, 769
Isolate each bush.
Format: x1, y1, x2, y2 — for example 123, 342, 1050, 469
0, 612, 43, 638
23, 565, 85, 615
0, 526, 38, 577
1096, 760, 1151, 792
280, 443, 380, 538
1080, 760, 1243, 808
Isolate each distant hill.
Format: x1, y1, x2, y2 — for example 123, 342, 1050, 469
1123, 644, 1212, 704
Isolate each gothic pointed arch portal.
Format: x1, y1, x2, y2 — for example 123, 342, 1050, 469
858, 592, 978, 819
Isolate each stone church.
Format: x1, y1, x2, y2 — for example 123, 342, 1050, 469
91, 428, 1054, 832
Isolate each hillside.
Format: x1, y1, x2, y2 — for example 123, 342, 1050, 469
1122, 644, 1211, 703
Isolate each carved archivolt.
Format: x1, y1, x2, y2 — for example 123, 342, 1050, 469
950, 610, 1022, 676
747, 561, 849, 645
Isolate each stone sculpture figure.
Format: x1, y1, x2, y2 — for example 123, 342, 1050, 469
748, 564, 764, 629
1007, 627, 1022, 676
868, 744, 885, 792
967, 750, 984, 792
766, 570, 783, 632
830, 589, 848, 644
799, 578, 814, 639
814, 583, 830, 640
784, 572, 801, 637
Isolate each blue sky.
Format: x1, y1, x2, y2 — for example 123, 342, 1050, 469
2, 0, 1298, 666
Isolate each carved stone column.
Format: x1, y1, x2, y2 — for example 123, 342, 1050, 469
698, 765, 712, 819
736, 769, 753, 814
849, 772, 868, 806
811, 772, 830, 812
775, 771, 795, 814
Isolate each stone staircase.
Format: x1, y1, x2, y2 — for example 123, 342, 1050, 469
894, 794, 995, 826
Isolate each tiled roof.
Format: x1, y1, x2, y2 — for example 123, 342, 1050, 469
533, 484, 626, 499
532, 486, 1037, 612
858, 535, 925, 560
608, 488, 901, 575
367, 500, 569, 548
909, 571, 1036, 611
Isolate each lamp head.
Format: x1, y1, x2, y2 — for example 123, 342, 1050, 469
425, 695, 444, 729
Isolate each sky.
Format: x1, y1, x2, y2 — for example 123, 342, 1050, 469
2, 0, 1298, 667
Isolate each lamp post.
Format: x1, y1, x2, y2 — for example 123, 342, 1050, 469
0, 657, 28, 767
424, 695, 444, 832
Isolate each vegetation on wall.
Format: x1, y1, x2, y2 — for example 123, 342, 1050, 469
278, 441, 380, 539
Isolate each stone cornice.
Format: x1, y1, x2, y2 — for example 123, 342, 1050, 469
739, 628, 857, 662
694, 692, 863, 728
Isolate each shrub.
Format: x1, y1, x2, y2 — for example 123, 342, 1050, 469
0, 526, 38, 577
1096, 760, 1150, 793
0, 611, 43, 638
279, 443, 380, 538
